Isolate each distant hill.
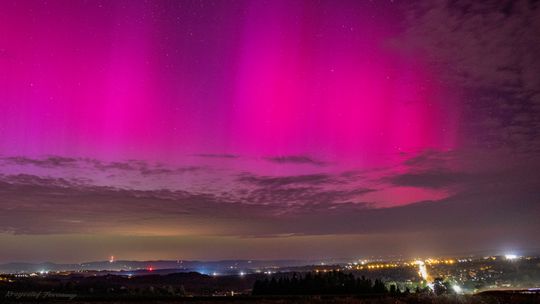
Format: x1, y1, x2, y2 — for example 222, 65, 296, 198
0, 259, 341, 273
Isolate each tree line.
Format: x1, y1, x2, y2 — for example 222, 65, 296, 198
252, 271, 401, 295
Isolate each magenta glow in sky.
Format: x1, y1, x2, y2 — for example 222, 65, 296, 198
1, 0, 539, 262
0, 0, 457, 160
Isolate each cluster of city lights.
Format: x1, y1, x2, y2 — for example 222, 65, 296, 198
424, 258, 456, 265
314, 269, 341, 273
416, 261, 429, 281
505, 254, 518, 260
366, 263, 399, 269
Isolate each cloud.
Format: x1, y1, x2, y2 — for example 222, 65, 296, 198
0, 155, 202, 178
265, 155, 326, 166
87, 159, 138, 171
0, 173, 258, 235
402, 150, 454, 169
0, 171, 372, 235
402, 0, 540, 95
193, 153, 239, 159
1, 147, 539, 258
243, 186, 374, 210
399, 0, 540, 149
1, 156, 78, 168
139, 166, 201, 176
0, 158, 539, 250
388, 169, 468, 189
233, 170, 377, 216
238, 173, 333, 187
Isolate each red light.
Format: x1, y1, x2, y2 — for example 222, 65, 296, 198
147, 266, 154, 272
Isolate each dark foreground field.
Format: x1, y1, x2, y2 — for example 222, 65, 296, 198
3, 293, 540, 304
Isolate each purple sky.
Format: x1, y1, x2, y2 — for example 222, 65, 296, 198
0, 0, 539, 262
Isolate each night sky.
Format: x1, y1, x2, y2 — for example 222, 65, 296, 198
0, 0, 539, 262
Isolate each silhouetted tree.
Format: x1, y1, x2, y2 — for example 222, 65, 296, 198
252, 271, 390, 296
389, 284, 401, 296
433, 277, 447, 296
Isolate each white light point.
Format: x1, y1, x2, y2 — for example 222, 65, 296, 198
505, 254, 518, 260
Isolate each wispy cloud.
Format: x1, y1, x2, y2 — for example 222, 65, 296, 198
0, 148, 539, 252
265, 155, 326, 166
400, 0, 540, 149
387, 169, 468, 189
193, 153, 239, 159
238, 173, 333, 187
1, 156, 78, 168
0, 156, 203, 178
